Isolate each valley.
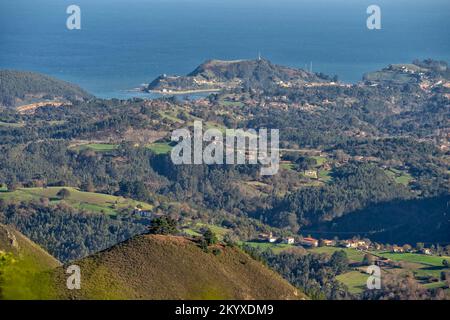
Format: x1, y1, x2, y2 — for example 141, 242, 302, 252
0, 58, 449, 300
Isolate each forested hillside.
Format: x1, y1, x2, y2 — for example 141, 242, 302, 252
0, 70, 93, 107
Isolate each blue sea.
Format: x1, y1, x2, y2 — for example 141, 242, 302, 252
1, 0, 449, 98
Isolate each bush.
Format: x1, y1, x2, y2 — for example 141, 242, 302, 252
56, 188, 71, 199
148, 216, 177, 235
203, 228, 217, 246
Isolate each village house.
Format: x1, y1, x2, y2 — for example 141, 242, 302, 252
258, 232, 278, 243
344, 239, 368, 250
299, 237, 319, 248
322, 239, 335, 246
282, 237, 295, 245
258, 232, 271, 241
133, 207, 153, 218
392, 245, 404, 253
372, 243, 383, 251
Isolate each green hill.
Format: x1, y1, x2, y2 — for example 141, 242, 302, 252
0, 187, 153, 216
53, 234, 305, 300
0, 224, 61, 299
146, 59, 327, 93
0, 70, 93, 107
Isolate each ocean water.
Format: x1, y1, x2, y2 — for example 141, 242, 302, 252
0, 0, 449, 98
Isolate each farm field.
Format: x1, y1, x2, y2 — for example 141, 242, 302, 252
373, 251, 450, 278
146, 142, 172, 154
336, 270, 369, 294
75, 143, 118, 152
374, 251, 450, 266
308, 246, 366, 263
0, 187, 153, 215
309, 246, 450, 292
384, 168, 414, 186
242, 241, 296, 254
73, 142, 173, 155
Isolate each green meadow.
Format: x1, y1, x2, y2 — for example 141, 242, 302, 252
0, 187, 153, 215
336, 271, 369, 294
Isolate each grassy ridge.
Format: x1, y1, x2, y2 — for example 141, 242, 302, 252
0, 224, 61, 299
0, 187, 153, 215
54, 235, 305, 300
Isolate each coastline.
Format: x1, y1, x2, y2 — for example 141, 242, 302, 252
148, 88, 222, 95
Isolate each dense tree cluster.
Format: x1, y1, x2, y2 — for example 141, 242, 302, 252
0, 70, 92, 107
0, 202, 146, 262
243, 245, 351, 300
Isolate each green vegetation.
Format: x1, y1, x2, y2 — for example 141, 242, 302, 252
148, 216, 178, 235
318, 169, 332, 182
0, 187, 153, 216
242, 241, 295, 254
422, 281, 447, 290
0, 202, 147, 262
281, 162, 295, 171
375, 252, 450, 267
372, 251, 450, 278
0, 70, 92, 107
0, 224, 60, 299
336, 271, 368, 294
158, 111, 184, 123
195, 223, 230, 241
308, 246, 366, 263
311, 156, 327, 167
0, 59, 449, 300
203, 229, 218, 246
147, 142, 172, 154
53, 235, 304, 300
76, 143, 119, 152
385, 168, 413, 186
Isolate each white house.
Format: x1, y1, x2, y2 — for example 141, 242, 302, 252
283, 237, 295, 245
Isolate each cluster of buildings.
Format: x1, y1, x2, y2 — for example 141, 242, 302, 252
258, 233, 338, 248
257, 233, 372, 250
258, 233, 295, 245
257, 233, 436, 256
